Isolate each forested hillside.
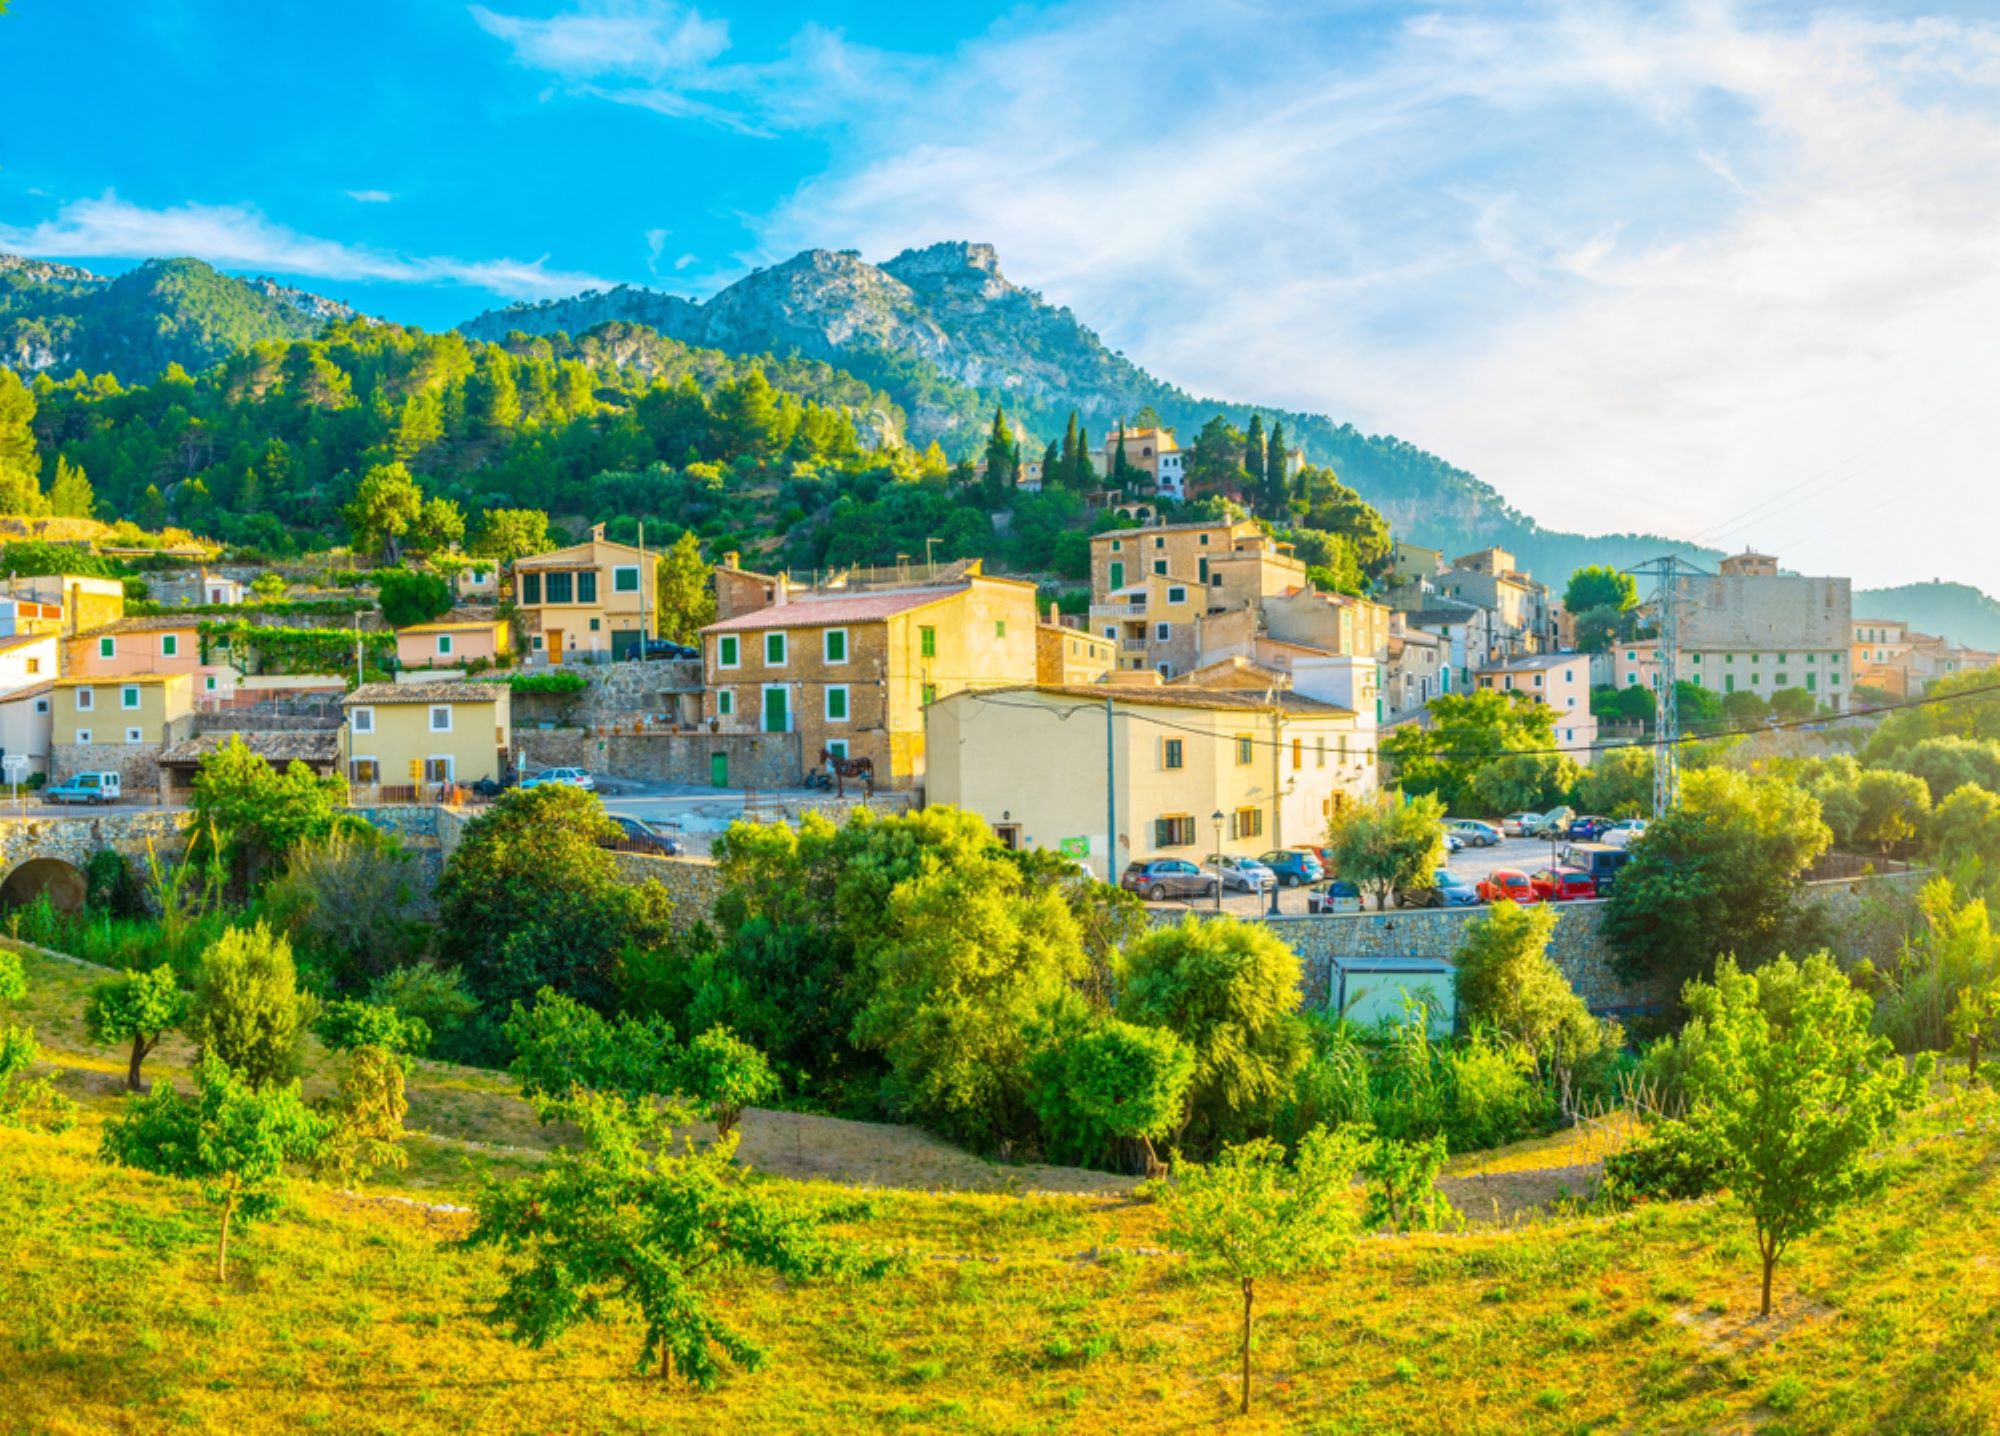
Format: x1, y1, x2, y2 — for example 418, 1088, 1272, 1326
0, 256, 352, 381
1856, 581, 2000, 651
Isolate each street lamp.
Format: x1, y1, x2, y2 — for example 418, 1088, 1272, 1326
1212, 809, 1226, 913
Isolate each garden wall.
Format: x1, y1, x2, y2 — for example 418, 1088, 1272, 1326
600, 731, 802, 788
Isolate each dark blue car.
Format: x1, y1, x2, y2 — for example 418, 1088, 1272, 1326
1258, 849, 1325, 888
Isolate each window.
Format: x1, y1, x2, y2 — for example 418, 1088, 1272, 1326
1103, 627, 1116, 639
578, 570, 598, 604
1167, 586, 1186, 604
1231, 807, 1264, 840
121, 687, 142, 710
613, 566, 640, 593
1153, 560, 1168, 576
1153, 535, 1165, 548
522, 573, 543, 605
1210, 573, 1223, 587
351, 707, 375, 734
1162, 739, 1184, 769
718, 635, 740, 668
919, 626, 937, 658
349, 758, 379, 784
1236, 734, 1254, 766
1199, 534, 1210, 546
98, 636, 114, 659
716, 689, 734, 718
544, 572, 573, 604
825, 685, 849, 722
826, 739, 848, 760
125, 727, 143, 744
424, 756, 454, 783
1110, 539, 1122, 552
589, 618, 600, 632
162, 634, 179, 658
1155, 622, 1171, 642
75, 728, 90, 744
33, 698, 47, 715
438, 633, 454, 656
1316, 737, 1327, 767
25, 658, 38, 675
920, 683, 937, 706
994, 619, 1007, 639
765, 631, 787, 667
429, 705, 453, 733
1807, 673, 1818, 691
1292, 738, 1303, 771
824, 628, 848, 664
1155, 815, 1195, 847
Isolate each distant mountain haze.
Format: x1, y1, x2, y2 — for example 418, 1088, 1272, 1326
4, 243, 1993, 647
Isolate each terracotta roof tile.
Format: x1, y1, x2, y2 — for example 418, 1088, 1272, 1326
343, 681, 507, 705
700, 586, 968, 634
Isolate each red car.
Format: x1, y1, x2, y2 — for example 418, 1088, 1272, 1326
1529, 868, 1599, 903
1477, 868, 1541, 905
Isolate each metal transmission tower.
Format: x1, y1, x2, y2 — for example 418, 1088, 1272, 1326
1625, 557, 1711, 816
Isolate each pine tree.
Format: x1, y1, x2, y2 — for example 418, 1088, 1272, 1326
1244, 414, 1266, 499
983, 406, 1018, 502
1111, 420, 1136, 490
0, 368, 48, 516
47, 455, 95, 519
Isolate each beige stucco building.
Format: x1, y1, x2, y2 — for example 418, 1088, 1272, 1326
926, 684, 1374, 880
0, 573, 125, 637
512, 525, 661, 664
340, 681, 512, 794
701, 573, 1040, 788
395, 618, 512, 672
1036, 621, 1115, 686
1476, 652, 1599, 763
53, 673, 195, 747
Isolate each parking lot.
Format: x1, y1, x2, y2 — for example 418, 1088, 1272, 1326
1130, 831, 1609, 918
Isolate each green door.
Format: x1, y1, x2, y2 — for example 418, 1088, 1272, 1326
762, 685, 789, 733
710, 751, 728, 787
1109, 560, 1124, 591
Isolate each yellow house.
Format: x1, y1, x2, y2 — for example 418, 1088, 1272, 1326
512, 524, 662, 664
395, 618, 512, 671
52, 673, 195, 747
340, 681, 512, 793
1036, 621, 1115, 686
926, 684, 1373, 880
1090, 518, 1268, 602
701, 574, 1040, 788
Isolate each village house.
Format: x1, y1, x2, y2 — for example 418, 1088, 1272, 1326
700, 572, 1040, 789
0, 631, 58, 691
1036, 615, 1116, 686
340, 681, 512, 795
156, 730, 342, 806
1852, 618, 1914, 696
49, 673, 197, 787
394, 618, 511, 673
0, 682, 54, 781
1385, 616, 1444, 722
1476, 652, 1599, 763
926, 683, 1376, 881
0, 572, 125, 636
0, 596, 64, 639
512, 524, 661, 665
64, 615, 238, 701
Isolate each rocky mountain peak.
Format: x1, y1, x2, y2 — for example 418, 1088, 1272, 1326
882, 242, 1010, 297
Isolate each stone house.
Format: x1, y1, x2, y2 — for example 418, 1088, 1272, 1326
700, 574, 1040, 789
512, 524, 662, 665
0, 573, 125, 637
1036, 619, 1115, 686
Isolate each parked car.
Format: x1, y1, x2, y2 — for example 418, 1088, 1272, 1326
603, 813, 684, 857
1567, 814, 1614, 841
1529, 867, 1599, 902
1476, 868, 1541, 904
1121, 860, 1219, 902
1213, 855, 1277, 892
1562, 841, 1634, 894
521, 766, 595, 791
1446, 818, 1503, 847
637, 638, 701, 660
1444, 832, 1465, 854
1501, 811, 1540, 837
1257, 849, 1324, 888
1398, 869, 1480, 907
1602, 819, 1649, 849
1308, 879, 1364, 914
1528, 806, 1577, 839
44, 771, 121, 805
470, 775, 514, 798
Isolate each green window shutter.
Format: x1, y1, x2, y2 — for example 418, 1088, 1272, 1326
826, 629, 847, 663
828, 687, 848, 720
719, 635, 738, 666
766, 632, 786, 665
578, 570, 598, 603
920, 627, 936, 658
522, 573, 542, 605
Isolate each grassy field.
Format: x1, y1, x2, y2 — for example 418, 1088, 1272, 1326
5, 942, 2000, 1433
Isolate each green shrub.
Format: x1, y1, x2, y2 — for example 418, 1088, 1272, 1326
1600, 1118, 1725, 1204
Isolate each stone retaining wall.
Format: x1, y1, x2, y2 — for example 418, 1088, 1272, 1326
601, 731, 802, 788
610, 851, 726, 930
515, 726, 592, 773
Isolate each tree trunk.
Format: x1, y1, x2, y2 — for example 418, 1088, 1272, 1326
1972, 1030, 1983, 1079
217, 1196, 235, 1284
1759, 1243, 1776, 1318
126, 1035, 148, 1092
658, 1336, 674, 1384
1240, 1277, 1254, 1415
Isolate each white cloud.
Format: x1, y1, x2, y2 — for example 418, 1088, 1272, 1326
0, 193, 611, 301
345, 189, 395, 204
469, 0, 729, 81
749, 0, 2000, 588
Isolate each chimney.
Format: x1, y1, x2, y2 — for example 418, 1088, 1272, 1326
723, 551, 741, 570
590, 522, 606, 541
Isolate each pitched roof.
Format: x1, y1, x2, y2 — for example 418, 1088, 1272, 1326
700, 585, 969, 634
1479, 652, 1591, 674
512, 538, 653, 570
159, 730, 341, 767
966, 683, 1354, 718
0, 632, 55, 655
0, 680, 54, 704
343, 681, 506, 705
55, 673, 188, 687
395, 619, 506, 635
83, 615, 205, 635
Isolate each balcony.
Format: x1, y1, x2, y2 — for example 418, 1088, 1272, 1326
1120, 639, 1150, 655
1090, 600, 1148, 619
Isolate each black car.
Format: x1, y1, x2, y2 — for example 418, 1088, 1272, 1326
636, 638, 700, 661
603, 813, 684, 857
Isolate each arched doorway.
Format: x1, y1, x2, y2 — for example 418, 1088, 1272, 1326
0, 857, 88, 914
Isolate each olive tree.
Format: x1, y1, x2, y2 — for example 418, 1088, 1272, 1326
1156, 1127, 1370, 1414
674, 1026, 777, 1138
1681, 953, 1929, 1316
1322, 790, 1447, 911
101, 1054, 326, 1281
85, 964, 189, 1091
1027, 1016, 1195, 1172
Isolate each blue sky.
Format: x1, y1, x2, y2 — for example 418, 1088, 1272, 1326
4, 0, 2000, 588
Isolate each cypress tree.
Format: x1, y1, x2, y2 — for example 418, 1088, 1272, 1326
1244, 414, 1266, 497
1265, 419, 1289, 510
1039, 439, 1058, 489
1073, 425, 1093, 489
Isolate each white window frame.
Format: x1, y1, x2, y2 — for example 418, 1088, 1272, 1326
352, 706, 375, 734
764, 631, 788, 668
760, 682, 792, 734
825, 683, 850, 723
125, 727, 143, 744
349, 756, 379, 784
1154, 622, 1171, 642
425, 755, 455, 783
204, 674, 217, 692
75, 687, 94, 711
162, 633, 179, 658
437, 633, 454, 656
823, 628, 849, 665
717, 689, 734, 718
98, 636, 114, 659
429, 705, 453, 733
121, 685, 141, 710
718, 634, 740, 669
825, 738, 849, 760
75, 728, 91, 744
612, 565, 640, 594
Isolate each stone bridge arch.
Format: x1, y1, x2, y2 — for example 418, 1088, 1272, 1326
0, 810, 195, 915
0, 856, 87, 913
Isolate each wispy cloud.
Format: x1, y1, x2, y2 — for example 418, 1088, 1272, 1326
0, 193, 611, 300
748, 0, 2000, 587
345, 189, 395, 204
469, 0, 728, 80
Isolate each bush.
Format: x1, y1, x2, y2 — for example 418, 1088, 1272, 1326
265, 828, 432, 992
368, 965, 480, 1061
1027, 1015, 1194, 1171
1600, 1118, 1724, 1204
377, 568, 453, 628
189, 923, 317, 1088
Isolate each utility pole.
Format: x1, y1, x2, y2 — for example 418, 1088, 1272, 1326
637, 520, 648, 664
1104, 692, 1116, 883
1625, 556, 1709, 817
